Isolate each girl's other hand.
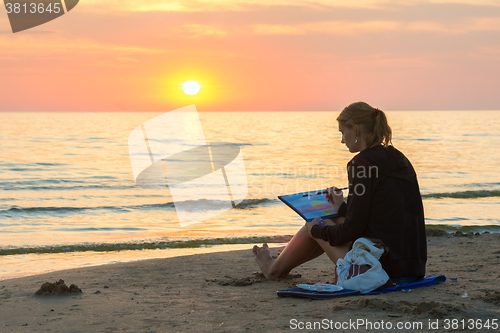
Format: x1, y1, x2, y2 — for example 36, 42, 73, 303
306, 216, 321, 234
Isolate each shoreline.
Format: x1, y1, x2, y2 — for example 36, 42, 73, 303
1, 228, 497, 282
1, 233, 500, 332
0, 243, 290, 282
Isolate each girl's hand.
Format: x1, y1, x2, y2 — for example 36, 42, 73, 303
326, 186, 344, 212
306, 216, 320, 233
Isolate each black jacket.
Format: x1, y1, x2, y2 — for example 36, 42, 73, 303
311, 145, 427, 278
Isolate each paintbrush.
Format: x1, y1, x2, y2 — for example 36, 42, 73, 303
302, 187, 348, 197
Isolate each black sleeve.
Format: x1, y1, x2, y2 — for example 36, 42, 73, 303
311, 164, 373, 246
337, 202, 347, 217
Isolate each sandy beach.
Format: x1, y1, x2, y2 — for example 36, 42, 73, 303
1, 231, 499, 333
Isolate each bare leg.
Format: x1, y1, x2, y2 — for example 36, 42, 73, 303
253, 216, 351, 279
253, 226, 324, 278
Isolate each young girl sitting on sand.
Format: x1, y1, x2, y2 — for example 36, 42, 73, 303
253, 102, 427, 283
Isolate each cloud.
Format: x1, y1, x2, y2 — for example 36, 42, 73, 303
80, 0, 500, 13
80, 0, 380, 12
0, 36, 166, 55
412, 0, 500, 5
254, 20, 402, 35
469, 17, 500, 31
253, 16, 500, 36
253, 25, 305, 35
177, 24, 228, 38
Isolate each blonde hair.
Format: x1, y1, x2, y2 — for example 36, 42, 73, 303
336, 102, 392, 148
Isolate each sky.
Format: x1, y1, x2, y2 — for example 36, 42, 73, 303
1, 0, 500, 111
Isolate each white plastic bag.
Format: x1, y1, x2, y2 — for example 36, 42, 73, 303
335, 238, 390, 293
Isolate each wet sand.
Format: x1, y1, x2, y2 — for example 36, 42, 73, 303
1, 232, 499, 332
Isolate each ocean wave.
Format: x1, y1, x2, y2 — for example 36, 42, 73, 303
1, 224, 498, 256
425, 224, 500, 233
0, 235, 292, 256
2, 189, 498, 218
1, 184, 133, 191
1, 203, 173, 215
422, 190, 500, 199
455, 182, 500, 188
235, 198, 276, 208
0, 198, 276, 216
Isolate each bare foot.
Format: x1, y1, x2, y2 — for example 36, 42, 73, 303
253, 243, 281, 279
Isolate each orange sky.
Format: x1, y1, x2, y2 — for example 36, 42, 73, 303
1, 0, 500, 111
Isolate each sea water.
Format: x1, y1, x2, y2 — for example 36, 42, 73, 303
1, 111, 499, 280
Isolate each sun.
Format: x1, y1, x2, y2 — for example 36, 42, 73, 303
183, 81, 200, 95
